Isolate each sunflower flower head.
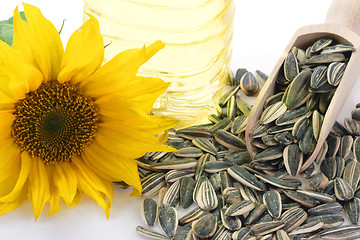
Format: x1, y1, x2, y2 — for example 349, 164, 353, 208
0, 4, 178, 220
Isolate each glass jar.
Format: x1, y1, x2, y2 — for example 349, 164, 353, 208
83, 0, 234, 128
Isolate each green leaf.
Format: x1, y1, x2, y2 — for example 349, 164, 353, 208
0, 11, 26, 46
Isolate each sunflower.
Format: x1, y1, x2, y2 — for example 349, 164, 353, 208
0, 4, 178, 220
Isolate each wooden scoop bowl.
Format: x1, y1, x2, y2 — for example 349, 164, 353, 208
245, 0, 360, 172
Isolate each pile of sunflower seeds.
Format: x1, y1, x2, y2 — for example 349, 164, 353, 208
249, 38, 355, 177
131, 88, 360, 239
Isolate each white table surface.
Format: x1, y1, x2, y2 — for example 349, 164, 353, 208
0, 1, 357, 239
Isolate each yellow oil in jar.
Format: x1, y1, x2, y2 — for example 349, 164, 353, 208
83, 0, 234, 128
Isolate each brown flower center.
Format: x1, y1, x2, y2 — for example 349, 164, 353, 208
11, 81, 99, 164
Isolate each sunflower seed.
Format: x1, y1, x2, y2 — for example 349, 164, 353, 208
263, 190, 282, 218
159, 206, 178, 237
274, 131, 293, 145
323, 180, 335, 195
334, 177, 354, 201
209, 117, 232, 132
255, 70, 268, 84
297, 189, 335, 203
224, 200, 256, 217
203, 161, 234, 173
173, 226, 192, 240
174, 147, 203, 158
276, 106, 311, 126
308, 202, 342, 216
352, 108, 360, 124
140, 198, 158, 227
238, 184, 258, 203
195, 153, 215, 180
343, 159, 360, 191
338, 135, 353, 159
344, 197, 360, 225
231, 115, 248, 135
305, 172, 329, 192
223, 187, 241, 204
209, 172, 221, 191
232, 227, 253, 240
312, 110, 323, 141
255, 174, 301, 189
227, 96, 238, 120
254, 146, 284, 161
282, 70, 312, 109
136, 226, 171, 240
240, 72, 261, 96
191, 138, 217, 155
195, 177, 218, 211
208, 114, 221, 124
162, 180, 180, 207
235, 68, 248, 86
178, 207, 204, 226
310, 65, 328, 89
281, 207, 308, 232
274, 229, 291, 240
191, 213, 217, 238
327, 62, 346, 86
307, 93, 320, 111
141, 172, 166, 197
283, 190, 318, 208
284, 51, 299, 81
244, 204, 267, 225
214, 130, 246, 150
267, 124, 294, 134
299, 125, 316, 155
319, 225, 360, 239
321, 44, 355, 54
310, 38, 333, 53
219, 86, 240, 107
227, 165, 265, 191
180, 177, 196, 209
211, 224, 232, 240
283, 144, 303, 176
288, 221, 324, 236
264, 92, 285, 109
151, 158, 198, 170
344, 118, 359, 136
260, 101, 287, 125
250, 221, 285, 236
261, 134, 278, 146
306, 214, 344, 229
320, 157, 337, 180
236, 98, 252, 117
292, 118, 309, 142
302, 52, 345, 65
224, 150, 251, 165
220, 207, 242, 231
165, 169, 195, 183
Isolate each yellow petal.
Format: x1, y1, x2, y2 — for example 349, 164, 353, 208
48, 185, 60, 216
0, 111, 15, 141
58, 14, 104, 84
51, 162, 78, 205
79, 41, 164, 98
0, 140, 21, 190
28, 156, 50, 220
0, 189, 27, 216
69, 190, 82, 207
82, 142, 141, 195
12, 4, 64, 81
72, 156, 113, 218
0, 151, 30, 202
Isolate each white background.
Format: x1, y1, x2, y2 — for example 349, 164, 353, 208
0, 1, 358, 239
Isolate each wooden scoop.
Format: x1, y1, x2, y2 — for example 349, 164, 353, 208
245, 0, 360, 172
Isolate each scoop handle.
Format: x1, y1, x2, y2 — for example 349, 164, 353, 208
326, 0, 360, 35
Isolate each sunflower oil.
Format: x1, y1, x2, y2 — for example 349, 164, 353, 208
83, 0, 234, 128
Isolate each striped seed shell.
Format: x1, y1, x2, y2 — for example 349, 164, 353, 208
325, 133, 340, 157
296, 47, 308, 62
191, 214, 218, 238
281, 207, 307, 232
264, 92, 284, 109
274, 131, 293, 145
224, 150, 251, 165
231, 115, 248, 135
254, 146, 284, 162
227, 95, 237, 120
342, 159, 360, 191
273, 229, 291, 240
180, 177, 196, 209
310, 38, 333, 53
260, 101, 287, 125
262, 134, 278, 146
225, 200, 256, 216
173, 226, 192, 240
209, 172, 221, 191
255, 70, 268, 84
140, 198, 158, 227
235, 68, 248, 86
305, 172, 329, 192
209, 117, 232, 132
344, 118, 359, 136
223, 187, 242, 204
236, 98, 252, 117
220, 171, 234, 194
275, 106, 311, 126
232, 227, 253, 240
320, 157, 337, 180
288, 221, 324, 236
306, 214, 344, 229
352, 108, 360, 124
255, 174, 301, 190
195, 153, 215, 180
263, 190, 282, 218
307, 93, 320, 111
283, 144, 303, 176
220, 207, 242, 231
141, 172, 166, 197
319, 225, 360, 239
308, 202, 343, 216
244, 204, 267, 225
159, 206, 178, 237
165, 169, 195, 183
292, 117, 309, 142
176, 127, 212, 140
203, 161, 234, 174
334, 177, 354, 201
192, 138, 217, 155
214, 130, 246, 150
344, 197, 360, 225
250, 221, 285, 236
282, 70, 312, 109
136, 226, 171, 240
212, 225, 233, 240
178, 207, 204, 226
310, 65, 328, 89
353, 137, 360, 162
162, 180, 180, 207
332, 120, 349, 136
219, 85, 240, 107
299, 125, 316, 155
321, 44, 355, 54
267, 123, 294, 134
238, 184, 258, 203
151, 158, 198, 170
312, 110, 323, 141
335, 156, 345, 178
327, 61, 346, 86
240, 72, 261, 96
297, 189, 336, 203
195, 177, 218, 211
338, 135, 354, 159
227, 165, 266, 191
303, 52, 345, 65
284, 51, 299, 81
283, 190, 318, 208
